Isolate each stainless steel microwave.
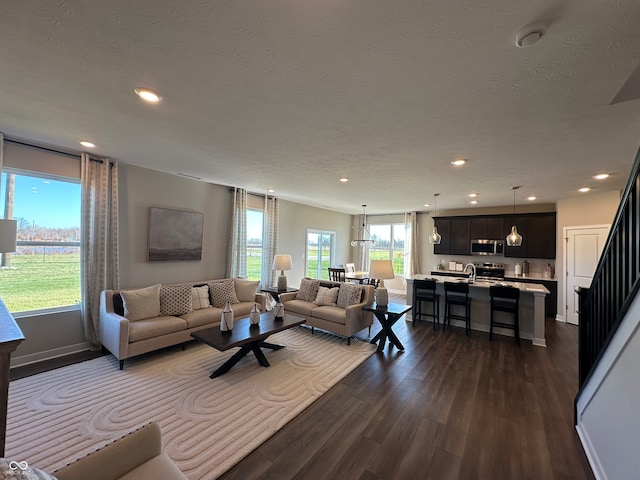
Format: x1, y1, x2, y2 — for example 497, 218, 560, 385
470, 239, 504, 255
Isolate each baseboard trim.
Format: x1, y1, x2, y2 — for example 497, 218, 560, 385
10, 342, 92, 368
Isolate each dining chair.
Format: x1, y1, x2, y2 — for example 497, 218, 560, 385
328, 267, 346, 282
345, 263, 356, 273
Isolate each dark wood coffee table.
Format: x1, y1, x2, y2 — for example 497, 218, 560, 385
191, 313, 306, 378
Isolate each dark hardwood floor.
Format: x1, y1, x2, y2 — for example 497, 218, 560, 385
10, 293, 594, 479
220, 294, 594, 480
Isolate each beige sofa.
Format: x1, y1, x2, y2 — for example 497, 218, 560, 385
54, 422, 186, 480
100, 278, 266, 369
279, 278, 374, 344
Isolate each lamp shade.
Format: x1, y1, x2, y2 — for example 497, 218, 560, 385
368, 259, 395, 280
0, 219, 17, 253
272, 254, 293, 271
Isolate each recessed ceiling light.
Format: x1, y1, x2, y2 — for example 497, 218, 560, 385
267, 189, 275, 193
470, 200, 478, 205
339, 177, 349, 183
579, 187, 591, 193
451, 159, 467, 166
423, 203, 431, 208
593, 173, 610, 180
134, 88, 161, 103
80, 141, 95, 148
468, 193, 478, 198
528, 196, 537, 201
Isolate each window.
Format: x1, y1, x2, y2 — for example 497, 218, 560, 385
369, 223, 407, 275
246, 208, 264, 281
306, 230, 335, 280
0, 170, 81, 313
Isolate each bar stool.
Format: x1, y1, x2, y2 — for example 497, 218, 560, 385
444, 282, 471, 335
490, 285, 520, 345
412, 279, 440, 329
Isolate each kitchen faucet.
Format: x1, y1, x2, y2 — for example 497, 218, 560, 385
463, 263, 476, 283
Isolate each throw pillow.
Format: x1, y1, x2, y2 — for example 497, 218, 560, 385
296, 278, 320, 302
209, 280, 239, 308
337, 283, 363, 308
234, 278, 260, 302
314, 286, 340, 306
192, 285, 211, 310
120, 284, 161, 321
0, 458, 58, 479
160, 285, 193, 316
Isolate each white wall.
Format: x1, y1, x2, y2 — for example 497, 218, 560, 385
278, 201, 351, 287
118, 164, 231, 288
556, 190, 620, 320
576, 290, 640, 480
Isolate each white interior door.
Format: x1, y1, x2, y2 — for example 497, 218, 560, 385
565, 226, 609, 325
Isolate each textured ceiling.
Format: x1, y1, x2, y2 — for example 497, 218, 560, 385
1, 0, 640, 215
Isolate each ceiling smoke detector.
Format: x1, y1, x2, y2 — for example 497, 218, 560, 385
515, 24, 546, 48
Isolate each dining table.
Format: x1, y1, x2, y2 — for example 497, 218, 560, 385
345, 271, 369, 284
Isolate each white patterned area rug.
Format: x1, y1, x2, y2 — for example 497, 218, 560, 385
6, 327, 376, 479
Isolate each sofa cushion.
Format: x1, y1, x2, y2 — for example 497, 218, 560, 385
337, 283, 362, 308
208, 280, 239, 307
296, 278, 320, 302
160, 285, 193, 316
128, 316, 187, 342
314, 286, 339, 306
311, 305, 348, 325
121, 284, 161, 321
282, 299, 319, 317
192, 285, 211, 310
181, 307, 223, 329
234, 278, 259, 302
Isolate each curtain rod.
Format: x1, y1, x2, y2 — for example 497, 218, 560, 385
6, 138, 81, 159
228, 187, 276, 199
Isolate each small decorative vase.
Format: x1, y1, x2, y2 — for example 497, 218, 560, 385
274, 302, 285, 319
220, 301, 234, 331
250, 303, 261, 326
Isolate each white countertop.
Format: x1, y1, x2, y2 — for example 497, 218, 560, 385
409, 274, 550, 295
431, 269, 557, 282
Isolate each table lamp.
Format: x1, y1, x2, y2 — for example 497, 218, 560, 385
368, 259, 395, 307
272, 254, 293, 291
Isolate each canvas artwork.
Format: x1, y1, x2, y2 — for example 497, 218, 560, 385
148, 207, 203, 261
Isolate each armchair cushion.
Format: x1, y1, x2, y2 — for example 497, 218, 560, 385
121, 284, 161, 321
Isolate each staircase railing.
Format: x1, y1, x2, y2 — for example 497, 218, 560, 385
577, 144, 640, 398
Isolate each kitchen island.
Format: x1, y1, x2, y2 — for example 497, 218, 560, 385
406, 275, 549, 347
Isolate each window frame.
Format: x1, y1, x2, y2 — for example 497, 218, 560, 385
305, 229, 336, 280
1, 167, 82, 317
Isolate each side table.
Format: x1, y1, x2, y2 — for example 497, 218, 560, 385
362, 302, 412, 352
261, 286, 298, 302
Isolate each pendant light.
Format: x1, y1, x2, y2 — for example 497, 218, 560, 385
429, 193, 442, 245
351, 204, 375, 247
506, 186, 523, 247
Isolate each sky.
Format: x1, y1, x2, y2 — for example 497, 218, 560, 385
1, 172, 81, 229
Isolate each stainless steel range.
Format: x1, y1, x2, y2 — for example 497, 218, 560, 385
473, 263, 505, 282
